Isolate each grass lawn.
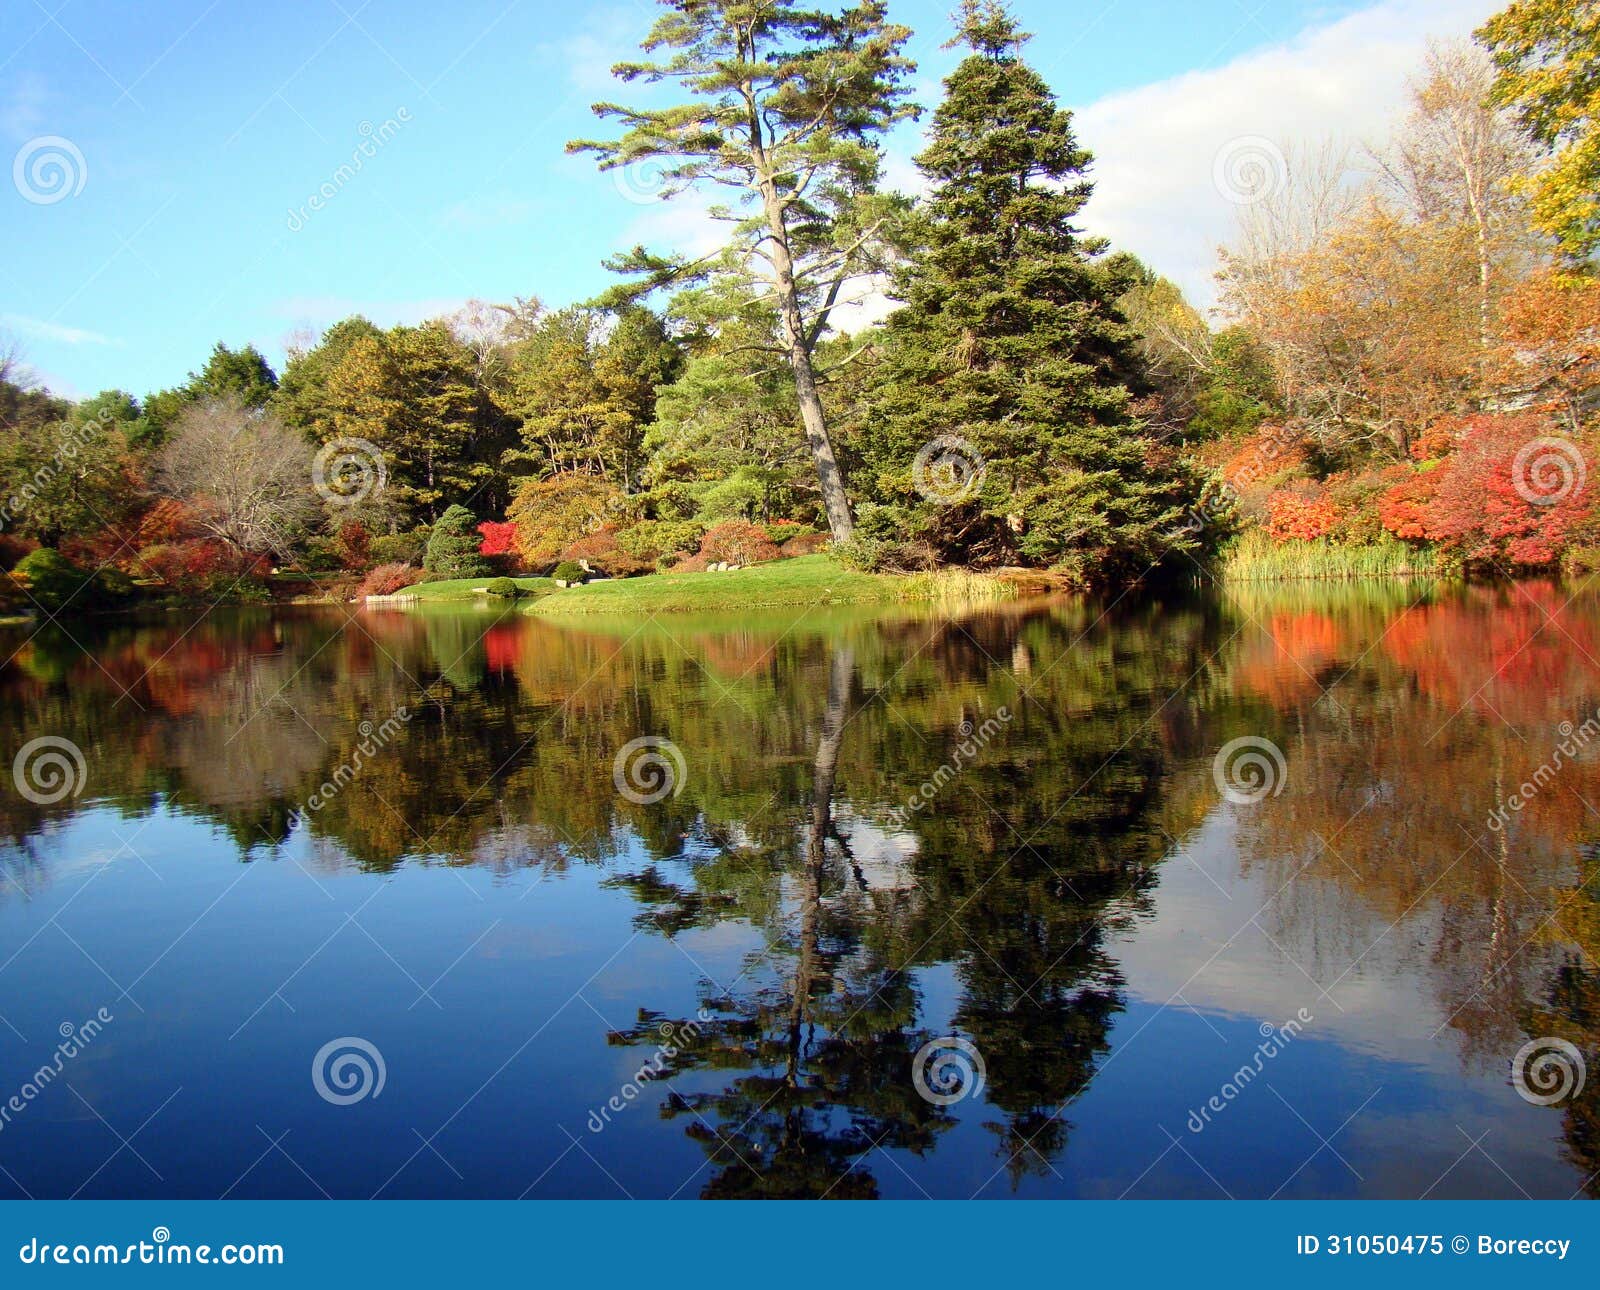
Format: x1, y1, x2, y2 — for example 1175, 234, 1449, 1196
391, 575, 556, 602
529, 555, 1010, 616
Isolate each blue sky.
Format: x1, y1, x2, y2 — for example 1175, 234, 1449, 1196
2, 0, 1492, 400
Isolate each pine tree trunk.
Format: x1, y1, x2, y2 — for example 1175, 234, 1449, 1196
761, 190, 856, 544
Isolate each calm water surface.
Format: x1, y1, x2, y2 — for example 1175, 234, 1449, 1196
2, 581, 1598, 1198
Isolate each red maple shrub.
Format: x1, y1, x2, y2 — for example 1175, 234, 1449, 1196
698, 520, 780, 565
357, 563, 421, 597
1263, 491, 1340, 543
478, 520, 518, 558
1378, 414, 1597, 567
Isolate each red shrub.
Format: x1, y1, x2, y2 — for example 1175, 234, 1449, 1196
560, 527, 651, 576
1263, 491, 1340, 543
357, 563, 421, 597
699, 520, 780, 565
0, 532, 37, 571
138, 539, 267, 595
478, 520, 518, 558
335, 520, 373, 570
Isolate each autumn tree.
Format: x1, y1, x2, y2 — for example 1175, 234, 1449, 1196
152, 398, 318, 559
1478, 0, 1600, 263
570, 0, 918, 542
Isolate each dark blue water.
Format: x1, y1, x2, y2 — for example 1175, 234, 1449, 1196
0, 584, 1595, 1198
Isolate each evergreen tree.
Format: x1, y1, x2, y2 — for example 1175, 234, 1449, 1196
862, 1, 1196, 579
423, 504, 491, 579
570, 0, 918, 543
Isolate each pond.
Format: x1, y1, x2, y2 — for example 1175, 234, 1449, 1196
1, 580, 1597, 1199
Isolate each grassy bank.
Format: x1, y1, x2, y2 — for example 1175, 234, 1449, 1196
528, 555, 1014, 616
1217, 531, 1438, 582
390, 575, 555, 603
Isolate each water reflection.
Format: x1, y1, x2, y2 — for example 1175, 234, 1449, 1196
2, 581, 1599, 1197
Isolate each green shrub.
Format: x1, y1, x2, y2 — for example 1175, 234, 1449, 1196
485, 576, 519, 598
551, 561, 587, 585
12, 548, 92, 611
371, 530, 428, 566
299, 536, 345, 573
617, 520, 705, 562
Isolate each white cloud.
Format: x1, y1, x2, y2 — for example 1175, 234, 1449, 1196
1071, 0, 1504, 311
0, 313, 119, 346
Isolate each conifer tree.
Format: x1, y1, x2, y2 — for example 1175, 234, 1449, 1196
863, 0, 1194, 578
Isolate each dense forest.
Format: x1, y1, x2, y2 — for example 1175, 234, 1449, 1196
2, 0, 1598, 613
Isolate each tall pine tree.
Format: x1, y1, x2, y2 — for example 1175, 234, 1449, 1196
863, 0, 1195, 579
